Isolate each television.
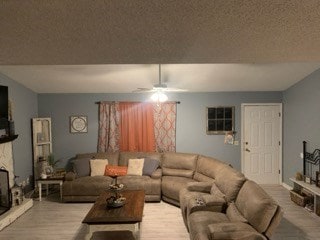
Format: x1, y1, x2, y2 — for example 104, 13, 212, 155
0, 85, 9, 130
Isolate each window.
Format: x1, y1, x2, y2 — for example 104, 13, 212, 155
206, 106, 235, 135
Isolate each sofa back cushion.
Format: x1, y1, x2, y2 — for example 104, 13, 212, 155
162, 152, 198, 178
226, 202, 248, 223
214, 165, 246, 202
194, 155, 227, 182
119, 152, 162, 166
235, 180, 279, 233
76, 152, 119, 165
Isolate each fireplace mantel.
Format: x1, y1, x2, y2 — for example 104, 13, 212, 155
0, 135, 18, 144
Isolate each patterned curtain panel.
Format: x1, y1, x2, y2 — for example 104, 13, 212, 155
98, 102, 120, 152
153, 102, 177, 152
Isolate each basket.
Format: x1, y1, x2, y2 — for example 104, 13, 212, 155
290, 190, 310, 207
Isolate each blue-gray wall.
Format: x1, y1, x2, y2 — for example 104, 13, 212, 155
38, 92, 282, 170
283, 69, 320, 185
0, 73, 38, 185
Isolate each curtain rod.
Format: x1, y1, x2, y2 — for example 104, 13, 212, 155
95, 101, 180, 104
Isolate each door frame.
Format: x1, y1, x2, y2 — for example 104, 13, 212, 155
241, 103, 283, 185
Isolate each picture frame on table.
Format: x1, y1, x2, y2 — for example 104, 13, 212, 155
304, 175, 312, 184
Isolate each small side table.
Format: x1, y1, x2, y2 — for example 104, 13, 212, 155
37, 178, 64, 201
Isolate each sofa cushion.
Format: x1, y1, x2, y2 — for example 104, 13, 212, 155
208, 222, 267, 240
162, 152, 198, 178
194, 155, 227, 181
162, 176, 196, 202
235, 180, 278, 233
127, 158, 144, 176
73, 157, 91, 177
143, 158, 160, 176
215, 165, 246, 202
90, 159, 109, 176
186, 181, 213, 193
104, 165, 128, 177
63, 175, 113, 196
188, 211, 228, 240
226, 202, 248, 223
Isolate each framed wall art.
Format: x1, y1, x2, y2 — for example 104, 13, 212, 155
70, 115, 88, 133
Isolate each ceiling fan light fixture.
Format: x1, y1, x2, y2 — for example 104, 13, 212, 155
151, 91, 168, 102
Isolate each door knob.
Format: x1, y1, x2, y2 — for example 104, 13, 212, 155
245, 148, 251, 152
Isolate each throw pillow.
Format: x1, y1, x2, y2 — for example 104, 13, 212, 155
226, 202, 248, 223
104, 165, 128, 177
127, 158, 145, 176
143, 158, 160, 176
72, 158, 91, 177
90, 159, 109, 176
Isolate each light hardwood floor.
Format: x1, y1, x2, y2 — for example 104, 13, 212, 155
0, 185, 319, 240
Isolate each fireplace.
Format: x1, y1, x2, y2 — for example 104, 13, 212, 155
0, 168, 11, 215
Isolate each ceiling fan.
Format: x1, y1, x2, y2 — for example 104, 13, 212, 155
133, 64, 187, 93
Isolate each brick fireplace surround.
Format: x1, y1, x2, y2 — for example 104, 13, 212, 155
0, 141, 33, 231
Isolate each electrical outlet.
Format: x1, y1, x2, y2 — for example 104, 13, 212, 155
26, 177, 30, 185
234, 140, 239, 146
300, 152, 304, 159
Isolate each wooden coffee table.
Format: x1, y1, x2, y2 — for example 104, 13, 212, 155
82, 190, 145, 240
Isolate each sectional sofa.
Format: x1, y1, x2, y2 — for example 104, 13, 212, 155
62, 151, 283, 240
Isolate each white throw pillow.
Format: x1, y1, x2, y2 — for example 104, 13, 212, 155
90, 159, 109, 176
127, 158, 145, 176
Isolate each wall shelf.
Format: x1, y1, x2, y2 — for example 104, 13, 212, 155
0, 135, 18, 144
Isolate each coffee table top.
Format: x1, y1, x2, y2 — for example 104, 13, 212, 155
82, 190, 145, 224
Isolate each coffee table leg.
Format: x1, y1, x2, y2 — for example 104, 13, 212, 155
133, 222, 140, 240
38, 182, 42, 201
84, 224, 92, 240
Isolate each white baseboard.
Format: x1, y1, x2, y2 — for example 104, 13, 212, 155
282, 182, 292, 190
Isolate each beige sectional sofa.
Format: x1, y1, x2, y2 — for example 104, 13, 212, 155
62, 151, 283, 240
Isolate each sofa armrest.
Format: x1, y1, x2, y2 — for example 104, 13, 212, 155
187, 181, 213, 193
187, 194, 226, 215
65, 172, 76, 181
202, 194, 226, 206
208, 222, 267, 240
150, 168, 162, 179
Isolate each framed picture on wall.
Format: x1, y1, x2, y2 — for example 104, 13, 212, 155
70, 115, 88, 133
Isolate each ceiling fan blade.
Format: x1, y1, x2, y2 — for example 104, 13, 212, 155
132, 88, 155, 93
161, 88, 188, 92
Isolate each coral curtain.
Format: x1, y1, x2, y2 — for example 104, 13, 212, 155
153, 102, 177, 152
119, 102, 156, 152
98, 102, 120, 152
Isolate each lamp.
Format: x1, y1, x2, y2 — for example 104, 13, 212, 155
151, 91, 168, 102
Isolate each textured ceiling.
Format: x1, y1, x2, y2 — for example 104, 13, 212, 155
0, 1, 320, 93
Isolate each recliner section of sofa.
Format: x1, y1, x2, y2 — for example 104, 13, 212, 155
187, 180, 283, 240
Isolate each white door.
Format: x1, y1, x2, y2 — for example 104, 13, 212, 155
242, 104, 281, 184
